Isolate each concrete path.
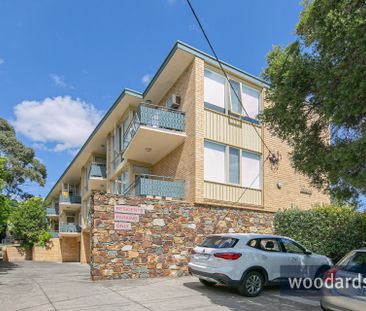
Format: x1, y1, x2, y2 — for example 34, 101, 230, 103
0, 261, 321, 311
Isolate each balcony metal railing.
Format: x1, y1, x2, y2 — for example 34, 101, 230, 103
89, 162, 106, 178
122, 103, 185, 152
59, 194, 81, 204
46, 207, 59, 216
48, 230, 59, 238
60, 223, 81, 233
133, 174, 185, 199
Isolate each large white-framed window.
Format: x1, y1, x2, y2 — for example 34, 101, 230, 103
204, 69, 226, 113
242, 151, 261, 189
204, 66, 261, 123
204, 140, 226, 183
204, 140, 262, 190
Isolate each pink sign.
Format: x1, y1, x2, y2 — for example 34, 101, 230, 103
114, 205, 145, 215
114, 222, 131, 230
114, 213, 139, 223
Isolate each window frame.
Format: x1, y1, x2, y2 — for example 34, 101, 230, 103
204, 139, 263, 190
241, 150, 262, 190
203, 66, 262, 125
204, 140, 227, 183
258, 238, 282, 253
203, 68, 227, 114
279, 238, 306, 254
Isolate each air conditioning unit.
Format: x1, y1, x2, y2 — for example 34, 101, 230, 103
166, 95, 181, 109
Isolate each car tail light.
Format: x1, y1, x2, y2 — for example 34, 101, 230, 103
323, 267, 339, 285
213, 252, 242, 260
190, 249, 196, 255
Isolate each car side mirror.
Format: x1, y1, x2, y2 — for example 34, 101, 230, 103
304, 250, 312, 255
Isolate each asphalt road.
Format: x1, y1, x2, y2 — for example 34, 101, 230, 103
0, 261, 321, 311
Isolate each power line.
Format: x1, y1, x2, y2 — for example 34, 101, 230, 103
185, 0, 274, 157
185, 0, 277, 223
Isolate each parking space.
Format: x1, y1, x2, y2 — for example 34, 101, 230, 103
0, 261, 321, 311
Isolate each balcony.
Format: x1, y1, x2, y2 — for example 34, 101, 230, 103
59, 223, 81, 237
135, 174, 184, 199
46, 207, 59, 217
48, 230, 59, 238
59, 194, 81, 213
121, 103, 186, 165
87, 162, 107, 192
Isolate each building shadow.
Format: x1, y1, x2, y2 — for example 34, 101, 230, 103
0, 261, 20, 285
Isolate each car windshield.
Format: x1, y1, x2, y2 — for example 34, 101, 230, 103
200, 236, 238, 249
344, 252, 366, 274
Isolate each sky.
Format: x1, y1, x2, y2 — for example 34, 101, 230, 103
0, 0, 316, 199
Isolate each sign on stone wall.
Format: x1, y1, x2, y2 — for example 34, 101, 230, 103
114, 222, 131, 230
114, 205, 145, 215
114, 213, 139, 223
114, 204, 145, 231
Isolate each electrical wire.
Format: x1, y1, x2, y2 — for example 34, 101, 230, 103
185, 0, 274, 157
185, 0, 276, 228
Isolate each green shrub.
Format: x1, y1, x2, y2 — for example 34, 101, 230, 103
274, 204, 366, 262
37, 230, 52, 247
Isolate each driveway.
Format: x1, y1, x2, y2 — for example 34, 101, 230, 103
0, 261, 321, 311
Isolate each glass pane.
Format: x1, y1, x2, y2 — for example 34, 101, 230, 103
260, 239, 281, 252
242, 151, 261, 189
201, 236, 238, 249
242, 84, 260, 119
230, 80, 242, 114
229, 147, 240, 184
281, 239, 305, 254
204, 140, 226, 183
345, 252, 366, 274
204, 69, 226, 112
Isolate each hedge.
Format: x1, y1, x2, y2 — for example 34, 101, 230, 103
274, 204, 366, 262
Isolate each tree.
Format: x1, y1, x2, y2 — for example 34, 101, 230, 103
261, 0, 366, 204
0, 117, 47, 198
8, 197, 48, 248
0, 157, 12, 238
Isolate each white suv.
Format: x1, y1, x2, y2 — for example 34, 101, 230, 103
188, 233, 333, 296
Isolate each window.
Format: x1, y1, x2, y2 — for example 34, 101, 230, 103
259, 239, 281, 252
344, 252, 366, 274
204, 69, 226, 113
242, 151, 261, 189
121, 170, 129, 194
114, 170, 129, 195
204, 140, 226, 183
281, 238, 305, 254
242, 85, 260, 120
247, 239, 259, 248
201, 236, 238, 249
229, 80, 241, 114
66, 215, 75, 224
229, 147, 240, 184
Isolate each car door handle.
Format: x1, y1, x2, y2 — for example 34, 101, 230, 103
290, 257, 298, 263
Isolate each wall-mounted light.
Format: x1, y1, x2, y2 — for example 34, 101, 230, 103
145, 147, 152, 153
276, 182, 283, 189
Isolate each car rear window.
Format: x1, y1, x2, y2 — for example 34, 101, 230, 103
200, 236, 238, 249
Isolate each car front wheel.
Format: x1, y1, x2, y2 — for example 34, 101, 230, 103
238, 271, 264, 297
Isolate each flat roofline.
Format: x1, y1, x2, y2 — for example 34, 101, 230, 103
46, 41, 267, 201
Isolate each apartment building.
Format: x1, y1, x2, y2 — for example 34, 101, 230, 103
45, 41, 329, 263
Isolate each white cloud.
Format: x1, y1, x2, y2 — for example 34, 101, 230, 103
50, 73, 75, 89
141, 74, 152, 85
12, 96, 102, 153
0, 58, 4, 65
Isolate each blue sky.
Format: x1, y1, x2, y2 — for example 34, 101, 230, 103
0, 0, 307, 198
